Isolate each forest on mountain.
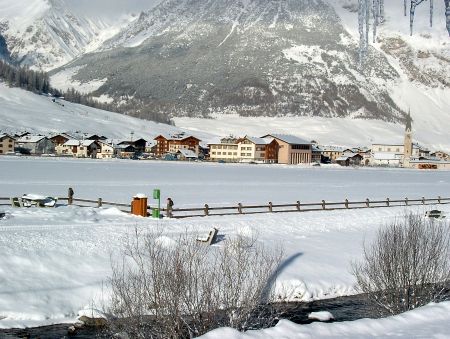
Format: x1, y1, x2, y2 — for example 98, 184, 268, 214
0, 59, 173, 124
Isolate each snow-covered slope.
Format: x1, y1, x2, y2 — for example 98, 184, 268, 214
0, 0, 140, 70
0, 82, 211, 140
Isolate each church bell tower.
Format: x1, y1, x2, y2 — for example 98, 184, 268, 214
403, 111, 413, 167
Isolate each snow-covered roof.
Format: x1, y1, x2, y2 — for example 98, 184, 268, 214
156, 132, 200, 141
177, 149, 198, 158
63, 139, 96, 147
0, 133, 15, 140
263, 134, 310, 145
244, 136, 271, 145
17, 135, 46, 143
321, 145, 346, 152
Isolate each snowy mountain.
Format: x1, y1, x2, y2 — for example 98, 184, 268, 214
0, 0, 145, 70
48, 0, 449, 125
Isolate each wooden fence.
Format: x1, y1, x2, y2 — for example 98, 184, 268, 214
1, 196, 449, 219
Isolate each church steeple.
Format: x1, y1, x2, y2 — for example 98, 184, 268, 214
405, 110, 412, 132
403, 110, 413, 166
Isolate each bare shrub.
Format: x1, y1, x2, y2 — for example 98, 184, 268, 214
108, 228, 284, 338
352, 212, 450, 316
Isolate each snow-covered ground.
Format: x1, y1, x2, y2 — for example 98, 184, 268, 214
200, 302, 450, 338
0, 83, 212, 141
0, 157, 449, 331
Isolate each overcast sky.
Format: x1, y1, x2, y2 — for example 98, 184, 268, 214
65, 0, 163, 17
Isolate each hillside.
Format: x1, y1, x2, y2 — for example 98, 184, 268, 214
0, 82, 211, 140
48, 0, 449, 125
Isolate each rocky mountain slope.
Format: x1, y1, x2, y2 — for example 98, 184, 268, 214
50, 0, 412, 122
0, 0, 138, 70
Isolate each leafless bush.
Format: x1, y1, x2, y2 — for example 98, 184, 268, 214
108, 228, 284, 338
352, 212, 450, 316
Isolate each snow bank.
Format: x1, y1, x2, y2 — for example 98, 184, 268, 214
199, 302, 450, 338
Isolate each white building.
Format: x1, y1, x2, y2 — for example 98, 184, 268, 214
237, 136, 270, 163
96, 141, 114, 159
57, 139, 99, 158
208, 137, 239, 162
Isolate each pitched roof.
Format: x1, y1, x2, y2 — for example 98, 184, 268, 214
262, 134, 311, 145
155, 132, 201, 142
63, 139, 97, 147
0, 133, 15, 140
244, 136, 271, 145
17, 135, 46, 143
177, 149, 198, 158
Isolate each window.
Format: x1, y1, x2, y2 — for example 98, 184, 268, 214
217, 152, 221, 155
378, 148, 382, 151
240, 153, 245, 156
387, 148, 391, 152
233, 152, 237, 155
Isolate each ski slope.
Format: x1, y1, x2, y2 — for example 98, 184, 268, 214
0, 83, 212, 140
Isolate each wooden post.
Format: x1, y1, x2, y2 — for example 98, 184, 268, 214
405, 197, 408, 206
204, 204, 209, 216
97, 198, 102, 208
422, 197, 425, 204
322, 200, 326, 210
386, 198, 390, 207
68, 187, 74, 205
296, 201, 301, 211
438, 196, 441, 204
366, 198, 370, 208
345, 199, 349, 209
238, 203, 243, 214
268, 202, 273, 212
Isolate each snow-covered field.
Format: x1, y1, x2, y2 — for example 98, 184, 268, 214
0, 157, 449, 334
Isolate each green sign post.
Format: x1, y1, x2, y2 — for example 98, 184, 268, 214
152, 189, 161, 218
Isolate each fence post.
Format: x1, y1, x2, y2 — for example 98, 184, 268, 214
97, 198, 102, 208
238, 203, 243, 214
296, 201, 301, 211
366, 198, 370, 208
268, 202, 273, 212
438, 196, 441, 204
345, 199, 349, 209
322, 200, 326, 210
204, 204, 209, 216
422, 197, 425, 204
405, 197, 408, 206
386, 198, 390, 207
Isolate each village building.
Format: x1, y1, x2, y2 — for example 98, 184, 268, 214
16, 135, 54, 155
311, 145, 323, 163
176, 149, 198, 161
96, 141, 114, 159
114, 144, 136, 158
208, 136, 239, 162
0, 134, 15, 155
237, 136, 271, 163
56, 139, 99, 158
154, 133, 201, 158
262, 134, 312, 165
117, 138, 147, 155
321, 146, 346, 163
336, 153, 364, 167
430, 151, 449, 161
49, 133, 75, 149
